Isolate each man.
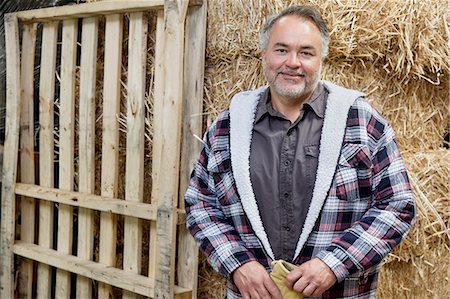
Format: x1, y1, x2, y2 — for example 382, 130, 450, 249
185, 5, 415, 299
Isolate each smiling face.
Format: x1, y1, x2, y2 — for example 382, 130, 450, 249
262, 15, 323, 105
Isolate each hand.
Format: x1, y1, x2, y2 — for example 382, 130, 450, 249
286, 258, 337, 297
233, 261, 283, 299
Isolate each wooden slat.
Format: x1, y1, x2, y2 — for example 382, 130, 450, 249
149, 9, 165, 281
99, 13, 123, 299
174, 293, 193, 299
13, 1, 164, 22
13, 242, 192, 298
123, 12, 147, 299
153, 1, 189, 297
0, 13, 21, 299
11, 0, 204, 22
36, 20, 58, 299
14, 183, 186, 223
76, 16, 98, 299
56, 18, 77, 299
177, 2, 208, 297
18, 22, 38, 299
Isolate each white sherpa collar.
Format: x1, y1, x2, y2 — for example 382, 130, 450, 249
229, 86, 274, 258
229, 81, 365, 261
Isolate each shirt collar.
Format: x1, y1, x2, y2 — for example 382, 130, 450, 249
255, 82, 327, 123
306, 82, 326, 119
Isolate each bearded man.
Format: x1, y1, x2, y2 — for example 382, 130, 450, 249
185, 5, 415, 299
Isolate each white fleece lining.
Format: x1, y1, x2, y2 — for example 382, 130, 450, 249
229, 81, 365, 262
293, 81, 364, 259
229, 86, 275, 260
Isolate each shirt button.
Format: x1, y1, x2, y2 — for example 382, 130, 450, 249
284, 160, 290, 166
284, 226, 291, 231
283, 192, 289, 198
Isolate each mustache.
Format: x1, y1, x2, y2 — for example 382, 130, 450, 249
277, 70, 305, 76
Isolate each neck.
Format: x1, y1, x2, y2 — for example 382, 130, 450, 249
270, 89, 314, 123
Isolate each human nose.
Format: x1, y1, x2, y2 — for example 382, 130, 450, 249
285, 52, 301, 68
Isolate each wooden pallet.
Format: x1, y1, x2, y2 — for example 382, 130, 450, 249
0, 1, 206, 298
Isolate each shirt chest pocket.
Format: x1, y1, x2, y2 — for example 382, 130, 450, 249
304, 144, 320, 189
334, 143, 373, 201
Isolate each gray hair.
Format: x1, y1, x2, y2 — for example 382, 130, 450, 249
259, 6, 330, 58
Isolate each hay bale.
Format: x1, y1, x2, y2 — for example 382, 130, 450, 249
205, 0, 450, 79
203, 0, 449, 146
197, 255, 226, 299
378, 150, 450, 299
321, 63, 449, 152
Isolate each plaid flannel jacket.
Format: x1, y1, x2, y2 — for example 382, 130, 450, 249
185, 81, 415, 299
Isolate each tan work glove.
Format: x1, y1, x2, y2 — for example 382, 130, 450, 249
270, 260, 303, 299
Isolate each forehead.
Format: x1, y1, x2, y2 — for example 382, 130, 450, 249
268, 15, 322, 49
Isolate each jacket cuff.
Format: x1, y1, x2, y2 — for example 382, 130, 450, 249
316, 250, 349, 283
215, 247, 257, 278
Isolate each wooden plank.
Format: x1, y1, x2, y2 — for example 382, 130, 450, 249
14, 183, 186, 223
13, 1, 164, 22
174, 293, 193, 299
11, 0, 203, 22
153, 1, 189, 298
13, 242, 193, 298
149, 9, 165, 281
55, 18, 77, 299
18, 22, 38, 299
76, 16, 98, 299
177, 2, 207, 297
98, 13, 122, 299
0, 13, 21, 299
123, 11, 147, 299
36, 20, 58, 299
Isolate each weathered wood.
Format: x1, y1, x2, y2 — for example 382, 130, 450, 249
14, 1, 164, 22
123, 11, 147, 299
177, 2, 208, 297
55, 18, 77, 299
0, 13, 21, 299
18, 22, 37, 299
14, 183, 186, 223
3, 1, 209, 297
149, 9, 165, 280
13, 242, 193, 298
76, 16, 98, 299
153, 1, 189, 298
12, 0, 203, 22
174, 293, 194, 299
99, 13, 123, 299
36, 20, 58, 299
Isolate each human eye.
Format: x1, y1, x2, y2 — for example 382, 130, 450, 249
275, 48, 287, 54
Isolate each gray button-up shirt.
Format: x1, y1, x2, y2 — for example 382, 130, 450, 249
249, 83, 328, 261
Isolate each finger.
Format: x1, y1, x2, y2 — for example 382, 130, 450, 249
265, 279, 283, 299
311, 287, 326, 298
241, 292, 250, 299
259, 278, 282, 299
256, 286, 271, 299
293, 277, 309, 293
286, 267, 304, 288
302, 283, 318, 297
250, 289, 261, 299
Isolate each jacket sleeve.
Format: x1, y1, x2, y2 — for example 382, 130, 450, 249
317, 104, 416, 282
184, 113, 256, 277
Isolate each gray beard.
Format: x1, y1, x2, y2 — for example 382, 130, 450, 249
271, 80, 307, 100
262, 59, 321, 102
